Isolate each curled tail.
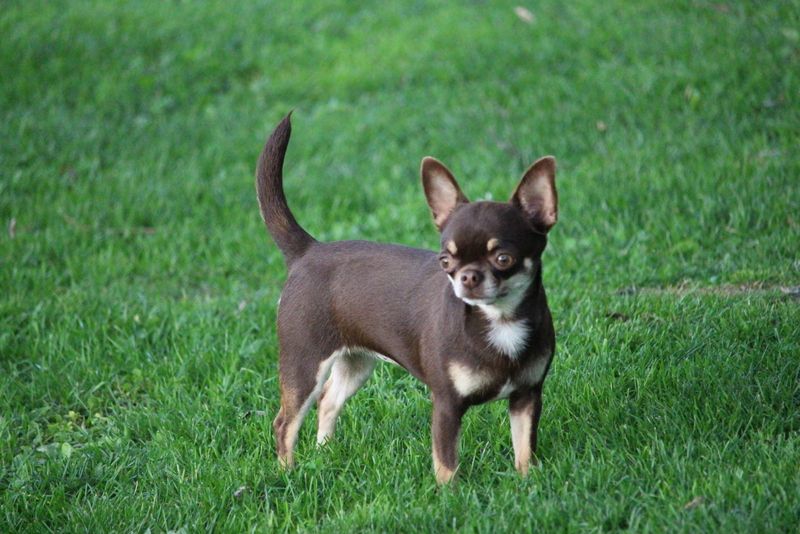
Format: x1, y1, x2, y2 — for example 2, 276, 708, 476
256, 113, 315, 265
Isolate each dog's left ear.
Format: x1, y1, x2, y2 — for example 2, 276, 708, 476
510, 156, 558, 234
421, 157, 469, 231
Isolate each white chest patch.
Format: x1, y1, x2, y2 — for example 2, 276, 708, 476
485, 318, 530, 358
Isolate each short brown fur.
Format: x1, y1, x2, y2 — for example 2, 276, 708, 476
256, 114, 559, 482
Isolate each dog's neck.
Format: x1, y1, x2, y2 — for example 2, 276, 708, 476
458, 264, 544, 359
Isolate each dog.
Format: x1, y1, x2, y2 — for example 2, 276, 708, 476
256, 113, 558, 483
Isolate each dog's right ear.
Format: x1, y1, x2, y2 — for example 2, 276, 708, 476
421, 157, 469, 231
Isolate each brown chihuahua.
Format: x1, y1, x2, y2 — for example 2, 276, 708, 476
256, 113, 558, 483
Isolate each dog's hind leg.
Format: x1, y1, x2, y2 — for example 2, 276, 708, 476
273, 349, 340, 468
316, 349, 376, 444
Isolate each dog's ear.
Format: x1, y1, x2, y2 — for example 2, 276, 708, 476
421, 157, 469, 231
510, 156, 558, 234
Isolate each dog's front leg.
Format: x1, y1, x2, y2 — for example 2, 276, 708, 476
431, 396, 464, 484
508, 385, 543, 476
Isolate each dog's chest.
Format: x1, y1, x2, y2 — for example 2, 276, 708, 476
475, 301, 533, 359
484, 318, 530, 358
447, 354, 549, 400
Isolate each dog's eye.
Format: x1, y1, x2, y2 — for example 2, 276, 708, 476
495, 253, 515, 268
439, 256, 451, 270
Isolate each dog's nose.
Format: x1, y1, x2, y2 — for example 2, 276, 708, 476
460, 269, 484, 289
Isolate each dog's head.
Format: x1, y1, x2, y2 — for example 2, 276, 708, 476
421, 156, 558, 316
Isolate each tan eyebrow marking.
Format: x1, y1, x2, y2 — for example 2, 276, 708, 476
487, 238, 500, 252
446, 240, 458, 255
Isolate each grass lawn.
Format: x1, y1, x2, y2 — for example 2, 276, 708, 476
2, 0, 799, 531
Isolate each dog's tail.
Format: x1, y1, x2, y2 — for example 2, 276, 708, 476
256, 112, 315, 265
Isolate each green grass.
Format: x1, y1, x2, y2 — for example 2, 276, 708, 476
2, 0, 799, 531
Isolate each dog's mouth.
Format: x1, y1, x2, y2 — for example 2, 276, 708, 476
462, 298, 498, 308
460, 288, 508, 305
449, 272, 516, 305
453, 279, 508, 302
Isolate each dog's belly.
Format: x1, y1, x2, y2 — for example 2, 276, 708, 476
360, 348, 402, 368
